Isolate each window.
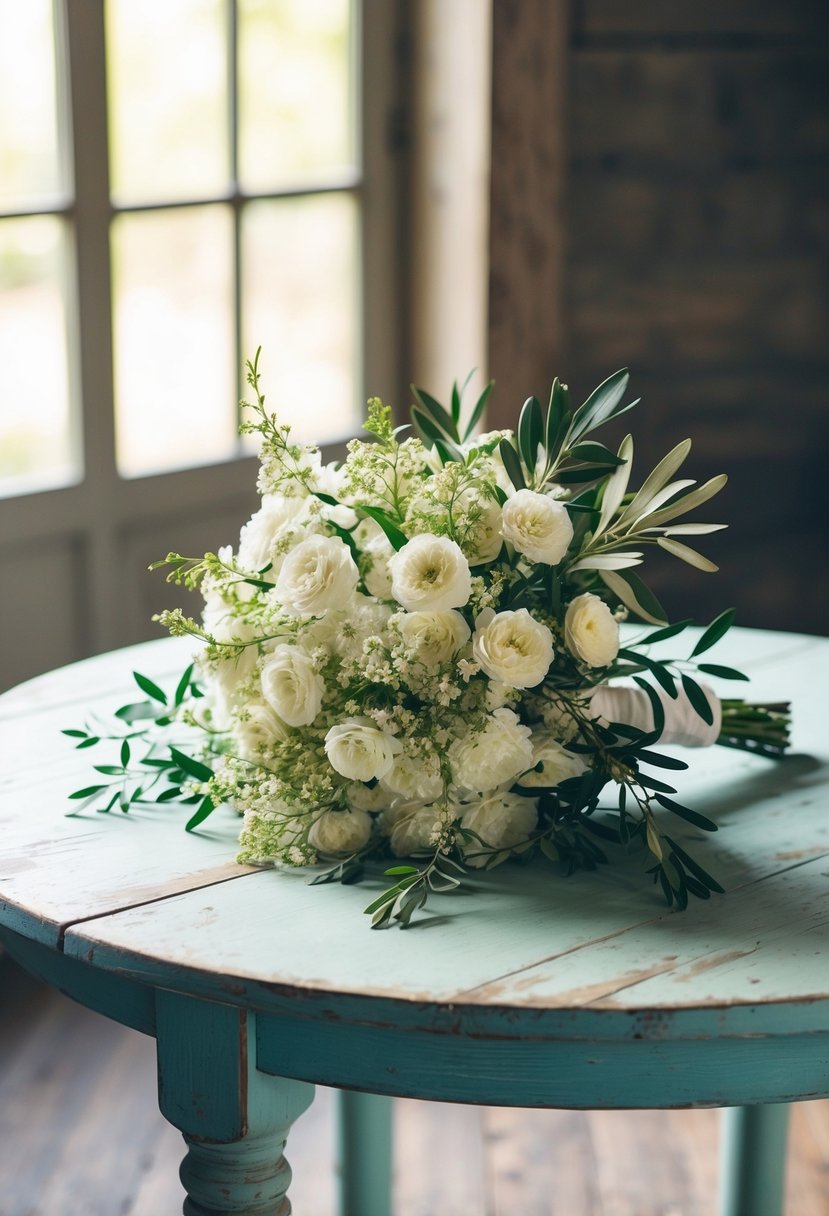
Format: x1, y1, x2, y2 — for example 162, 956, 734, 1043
0, 0, 401, 687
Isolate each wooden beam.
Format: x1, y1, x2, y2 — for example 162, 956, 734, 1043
487, 0, 570, 425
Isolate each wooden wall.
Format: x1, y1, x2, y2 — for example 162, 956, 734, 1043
489, 0, 829, 633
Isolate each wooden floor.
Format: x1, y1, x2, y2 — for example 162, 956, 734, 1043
0, 958, 827, 1216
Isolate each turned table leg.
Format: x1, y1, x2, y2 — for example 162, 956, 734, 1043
155, 990, 314, 1215
719, 1103, 790, 1216
337, 1090, 394, 1216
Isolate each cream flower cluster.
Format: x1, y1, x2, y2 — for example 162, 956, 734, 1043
188, 404, 634, 877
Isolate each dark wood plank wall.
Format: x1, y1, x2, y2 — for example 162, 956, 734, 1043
489, 0, 829, 633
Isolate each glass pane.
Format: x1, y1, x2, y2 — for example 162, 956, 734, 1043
112, 206, 235, 477
0, 0, 63, 209
106, 0, 229, 204
239, 0, 354, 192
242, 194, 358, 444
0, 217, 75, 494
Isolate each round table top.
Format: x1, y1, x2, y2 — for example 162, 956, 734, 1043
1, 628, 828, 1107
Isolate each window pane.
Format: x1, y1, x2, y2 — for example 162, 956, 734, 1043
106, 0, 229, 204
239, 0, 354, 192
242, 194, 359, 444
0, 0, 63, 209
112, 206, 235, 477
0, 217, 75, 494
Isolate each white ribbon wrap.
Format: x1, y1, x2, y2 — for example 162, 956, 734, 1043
589, 682, 722, 748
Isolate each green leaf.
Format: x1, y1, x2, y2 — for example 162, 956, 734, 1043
696, 663, 749, 681
411, 405, 450, 448
410, 386, 460, 442
664, 837, 724, 893
185, 795, 216, 832
556, 464, 620, 485
641, 474, 728, 528
655, 794, 718, 832
633, 677, 665, 736
62, 729, 87, 738
133, 671, 168, 705
617, 439, 692, 526
68, 784, 107, 799
357, 505, 407, 551
517, 396, 544, 472
600, 568, 668, 626
568, 368, 630, 443
681, 674, 715, 725
155, 786, 182, 802
636, 749, 689, 771
384, 865, 419, 876
169, 746, 213, 783
114, 701, 159, 722
620, 649, 677, 699
691, 608, 736, 657
462, 381, 493, 441
76, 736, 100, 749
596, 434, 633, 536
657, 536, 719, 573
120, 739, 131, 768
174, 663, 195, 707
539, 836, 560, 862
544, 378, 571, 461
498, 438, 526, 491
94, 764, 127, 775
568, 441, 626, 466
638, 620, 693, 645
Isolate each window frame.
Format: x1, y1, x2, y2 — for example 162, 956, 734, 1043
0, 0, 404, 654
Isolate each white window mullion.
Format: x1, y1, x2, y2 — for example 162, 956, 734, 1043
62, 0, 122, 651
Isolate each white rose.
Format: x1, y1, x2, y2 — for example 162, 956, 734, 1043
472, 608, 554, 689
346, 781, 392, 813
389, 534, 472, 612
564, 592, 620, 668
501, 488, 574, 565
396, 610, 471, 666
324, 717, 402, 782
450, 708, 534, 794
389, 804, 442, 856
519, 732, 588, 788
259, 645, 324, 727
237, 494, 305, 574
308, 808, 372, 855
460, 791, 538, 867
233, 699, 290, 763
380, 750, 444, 803
276, 535, 359, 615
466, 496, 504, 565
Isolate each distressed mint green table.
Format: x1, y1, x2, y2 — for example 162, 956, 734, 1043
0, 629, 827, 1215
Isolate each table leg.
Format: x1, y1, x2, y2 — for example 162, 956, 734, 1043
337, 1090, 394, 1216
719, 1103, 790, 1216
155, 990, 314, 1215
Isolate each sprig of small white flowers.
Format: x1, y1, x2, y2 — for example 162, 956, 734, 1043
69, 355, 790, 927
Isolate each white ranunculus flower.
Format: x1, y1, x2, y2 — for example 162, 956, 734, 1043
308, 808, 372, 855
472, 607, 554, 689
500, 488, 574, 566
237, 494, 305, 574
346, 781, 392, 813
380, 749, 444, 803
388, 534, 472, 612
233, 699, 290, 762
389, 804, 442, 856
564, 592, 620, 668
275, 535, 359, 616
460, 791, 538, 868
324, 718, 403, 782
259, 645, 324, 728
396, 609, 471, 666
519, 732, 589, 788
450, 708, 534, 794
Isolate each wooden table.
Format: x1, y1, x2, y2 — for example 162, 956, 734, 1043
0, 629, 827, 1216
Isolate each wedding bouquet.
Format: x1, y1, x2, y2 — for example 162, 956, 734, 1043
67, 355, 789, 926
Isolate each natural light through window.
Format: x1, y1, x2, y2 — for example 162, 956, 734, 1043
0, 0, 361, 495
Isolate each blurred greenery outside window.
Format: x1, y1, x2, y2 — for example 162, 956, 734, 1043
0, 0, 363, 495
